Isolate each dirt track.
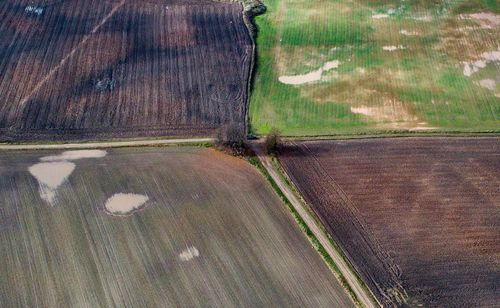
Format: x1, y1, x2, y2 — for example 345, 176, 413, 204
249, 141, 377, 308
0, 138, 213, 150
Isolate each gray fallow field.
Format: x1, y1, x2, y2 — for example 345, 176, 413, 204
0, 146, 353, 307
0, 0, 253, 141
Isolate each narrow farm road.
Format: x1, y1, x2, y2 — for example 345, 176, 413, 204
249, 141, 378, 308
0, 138, 213, 150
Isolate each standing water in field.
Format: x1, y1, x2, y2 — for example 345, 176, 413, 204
29, 162, 76, 204
40, 150, 107, 161
279, 60, 340, 85
179, 246, 200, 261
29, 150, 107, 205
104, 193, 149, 215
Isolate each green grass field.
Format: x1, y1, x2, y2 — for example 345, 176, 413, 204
249, 0, 500, 136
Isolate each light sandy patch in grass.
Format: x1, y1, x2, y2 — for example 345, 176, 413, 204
461, 12, 500, 29
350, 103, 418, 123
463, 49, 500, 76
105, 193, 149, 215
279, 60, 340, 85
412, 15, 433, 22
478, 79, 496, 90
477, 79, 500, 97
349, 99, 429, 130
383, 45, 406, 51
29, 162, 76, 205
409, 125, 439, 131
372, 13, 389, 19
179, 247, 200, 262
400, 30, 420, 36
41, 150, 107, 162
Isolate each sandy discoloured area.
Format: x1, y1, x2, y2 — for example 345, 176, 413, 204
463, 49, 500, 76
41, 150, 107, 162
400, 30, 420, 36
372, 9, 396, 20
179, 247, 200, 262
382, 45, 405, 51
372, 13, 389, 19
350, 103, 417, 123
477, 79, 500, 97
349, 100, 434, 130
460, 12, 500, 29
105, 193, 149, 215
279, 60, 340, 85
29, 162, 76, 205
412, 15, 432, 22
478, 79, 496, 91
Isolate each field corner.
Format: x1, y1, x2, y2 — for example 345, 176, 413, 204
245, 142, 375, 308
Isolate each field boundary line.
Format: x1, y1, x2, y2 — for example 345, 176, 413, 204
0, 138, 214, 151
275, 131, 500, 141
12, 0, 126, 116
248, 141, 379, 308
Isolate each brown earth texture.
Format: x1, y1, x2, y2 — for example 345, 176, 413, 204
0, 0, 252, 141
279, 137, 500, 307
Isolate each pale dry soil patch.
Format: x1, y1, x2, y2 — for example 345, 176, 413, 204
279, 60, 340, 85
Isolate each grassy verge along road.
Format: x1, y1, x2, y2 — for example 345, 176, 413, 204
249, 141, 378, 308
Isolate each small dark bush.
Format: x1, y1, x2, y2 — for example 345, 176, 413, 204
264, 128, 280, 155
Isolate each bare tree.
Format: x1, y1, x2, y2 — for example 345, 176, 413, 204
264, 127, 280, 155
216, 123, 245, 154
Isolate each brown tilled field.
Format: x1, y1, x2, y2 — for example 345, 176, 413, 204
279, 137, 500, 307
0, 0, 252, 141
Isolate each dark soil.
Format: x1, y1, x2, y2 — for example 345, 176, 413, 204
279, 137, 500, 307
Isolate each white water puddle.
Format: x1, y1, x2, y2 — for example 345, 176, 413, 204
179, 246, 200, 262
25, 5, 44, 16
463, 49, 500, 77
104, 193, 149, 215
382, 45, 406, 51
41, 150, 107, 162
29, 162, 76, 204
29, 150, 107, 205
279, 60, 340, 85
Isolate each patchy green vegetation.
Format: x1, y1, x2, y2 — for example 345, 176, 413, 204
249, 0, 500, 136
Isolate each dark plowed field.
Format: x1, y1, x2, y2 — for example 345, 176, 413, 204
0, 0, 252, 141
279, 138, 500, 307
